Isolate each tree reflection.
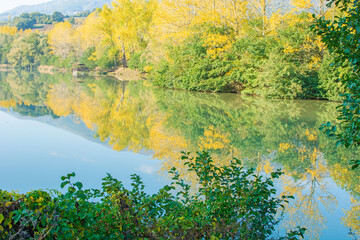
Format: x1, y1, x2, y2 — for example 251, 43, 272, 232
0, 71, 359, 239
343, 197, 360, 238
277, 141, 336, 239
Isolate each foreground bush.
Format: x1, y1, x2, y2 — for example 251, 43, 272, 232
0, 152, 305, 239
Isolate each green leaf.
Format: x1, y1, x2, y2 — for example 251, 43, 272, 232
0, 214, 4, 224
61, 181, 70, 189
74, 182, 83, 190
67, 172, 76, 178
13, 214, 21, 224
350, 160, 360, 170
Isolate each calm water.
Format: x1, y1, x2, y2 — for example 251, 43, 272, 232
0, 71, 359, 239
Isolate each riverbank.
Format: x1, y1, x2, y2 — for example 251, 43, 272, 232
36, 65, 145, 81
0, 64, 13, 71
107, 67, 146, 81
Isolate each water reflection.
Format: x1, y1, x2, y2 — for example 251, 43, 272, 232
0, 71, 359, 239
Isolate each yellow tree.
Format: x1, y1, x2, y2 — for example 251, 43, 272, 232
151, 0, 200, 45
111, 0, 157, 67
249, 0, 274, 36
97, 5, 117, 48
291, 0, 331, 16
189, 0, 251, 36
75, 11, 105, 52
48, 21, 76, 58
150, 0, 250, 63
96, 5, 119, 67
217, 0, 249, 36
0, 26, 18, 35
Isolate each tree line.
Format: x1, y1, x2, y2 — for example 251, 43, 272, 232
0, 0, 354, 100
0, 0, 350, 99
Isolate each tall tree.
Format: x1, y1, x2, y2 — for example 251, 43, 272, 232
111, 0, 157, 67
249, 0, 274, 36
97, 5, 119, 68
48, 21, 76, 58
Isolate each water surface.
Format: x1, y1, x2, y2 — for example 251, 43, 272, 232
0, 71, 359, 239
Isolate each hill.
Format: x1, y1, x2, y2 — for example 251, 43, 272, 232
0, 0, 112, 21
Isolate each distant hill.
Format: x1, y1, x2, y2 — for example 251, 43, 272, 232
0, 0, 113, 21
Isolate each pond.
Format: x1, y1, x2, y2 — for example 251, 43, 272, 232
0, 71, 359, 239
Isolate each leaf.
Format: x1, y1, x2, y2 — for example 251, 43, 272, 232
67, 172, 76, 178
350, 160, 360, 170
61, 181, 70, 189
74, 182, 83, 190
0, 214, 4, 224
13, 214, 21, 224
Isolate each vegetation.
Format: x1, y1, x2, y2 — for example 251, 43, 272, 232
7, 31, 50, 69
0, 152, 305, 239
74, 10, 91, 17
0, 70, 359, 238
314, 0, 360, 168
0, 0, 353, 100
9, 12, 66, 30
0, 0, 358, 238
0, 0, 111, 22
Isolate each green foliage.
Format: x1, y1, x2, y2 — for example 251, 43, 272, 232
13, 104, 60, 119
9, 12, 64, 29
29, 12, 53, 24
74, 10, 91, 17
128, 51, 150, 71
52, 11, 65, 23
153, 33, 234, 92
153, 20, 325, 98
6, 32, 49, 69
318, 52, 350, 101
314, 0, 360, 168
53, 53, 77, 68
11, 17, 36, 30
0, 33, 14, 64
0, 152, 305, 239
67, 16, 75, 25
96, 47, 119, 70
80, 47, 97, 70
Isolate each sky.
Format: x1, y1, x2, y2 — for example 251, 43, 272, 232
0, 0, 50, 14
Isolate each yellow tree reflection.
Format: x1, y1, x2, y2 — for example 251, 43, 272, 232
278, 129, 337, 240
342, 197, 360, 237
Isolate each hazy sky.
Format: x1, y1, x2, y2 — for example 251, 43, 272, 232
0, 0, 50, 14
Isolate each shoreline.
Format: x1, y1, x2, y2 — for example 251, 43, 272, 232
0, 65, 340, 102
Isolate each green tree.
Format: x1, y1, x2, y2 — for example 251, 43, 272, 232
314, 0, 360, 168
12, 17, 36, 30
52, 11, 65, 22
0, 34, 14, 64
7, 32, 47, 69
67, 16, 75, 25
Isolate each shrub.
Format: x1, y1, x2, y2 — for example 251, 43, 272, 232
318, 52, 350, 101
128, 51, 150, 71
153, 35, 234, 92
0, 152, 305, 239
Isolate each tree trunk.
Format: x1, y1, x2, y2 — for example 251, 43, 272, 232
122, 45, 127, 68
